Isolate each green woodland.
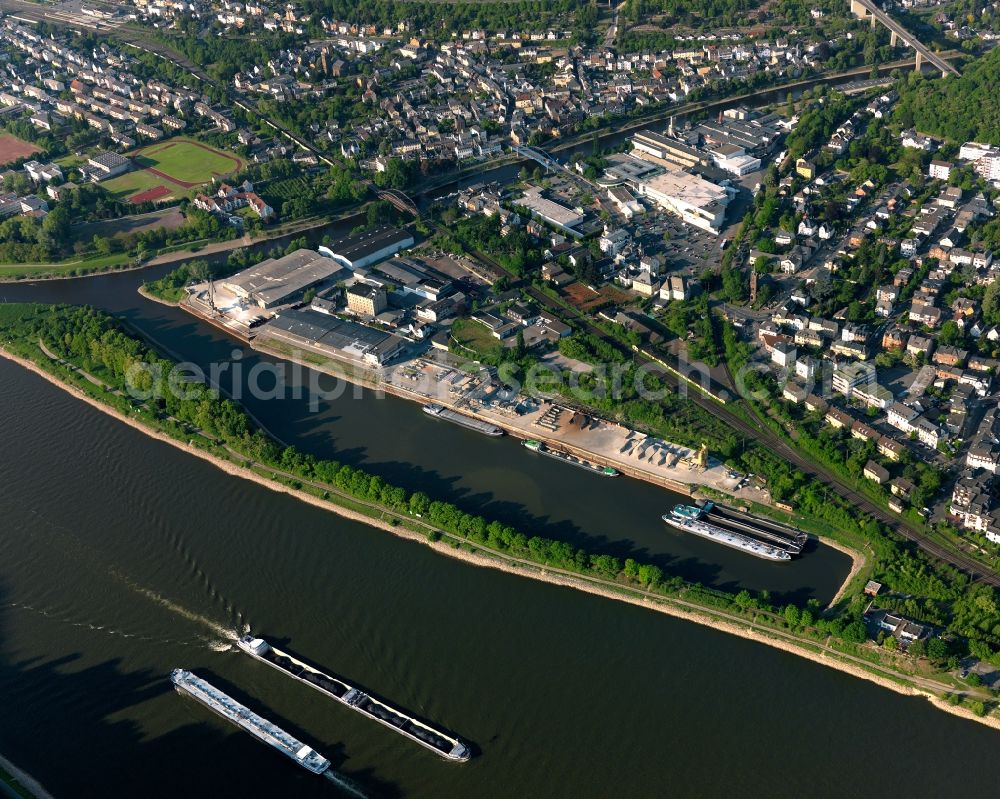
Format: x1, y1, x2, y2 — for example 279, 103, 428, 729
895, 47, 1000, 144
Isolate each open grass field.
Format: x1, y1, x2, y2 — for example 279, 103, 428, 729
0, 134, 41, 166
450, 318, 503, 359
0, 251, 132, 280
102, 137, 244, 203
102, 168, 180, 202
134, 137, 243, 186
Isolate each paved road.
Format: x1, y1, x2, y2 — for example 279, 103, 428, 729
440, 225, 1000, 587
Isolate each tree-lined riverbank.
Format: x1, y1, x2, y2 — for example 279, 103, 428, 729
3, 302, 998, 733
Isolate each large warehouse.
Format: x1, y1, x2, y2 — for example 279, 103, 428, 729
221, 249, 346, 309
637, 170, 731, 233
322, 226, 415, 270
258, 308, 407, 367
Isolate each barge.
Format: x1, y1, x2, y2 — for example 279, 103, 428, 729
663, 505, 792, 562
701, 501, 807, 554
237, 635, 471, 762
170, 668, 331, 775
522, 439, 619, 477
422, 404, 503, 437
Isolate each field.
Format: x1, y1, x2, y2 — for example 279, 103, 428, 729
75, 207, 187, 239
0, 134, 41, 166
0, 251, 133, 280
102, 137, 245, 203
450, 318, 503, 359
561, 282, 624, 312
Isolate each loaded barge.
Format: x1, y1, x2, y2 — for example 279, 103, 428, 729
522, 439, 619, 477
662, 501, 805, 562
238, 635, 471, 762
170, 668, 331, 775
422, 404, 503, 437
702, 501, 807, 554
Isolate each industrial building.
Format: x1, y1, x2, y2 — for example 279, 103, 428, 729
346, 282, 388, 316
221, 249, 346, 309
362, 256, 454, 302
637, 170, 731, 233
322, 226, 415, 269
517, 186, 584, 236
259, 307, 407, 367
632, 129, 705, 169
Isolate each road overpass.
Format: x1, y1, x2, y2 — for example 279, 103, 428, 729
850, 0, 959, 77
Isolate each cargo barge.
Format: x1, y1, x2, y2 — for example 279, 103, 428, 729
170, 668, 331, 775
522, 439, 619, 477
701, 501, 807, 554
663, 505, 792, 562
238, 635, 471, 762
422, 404, 503, 437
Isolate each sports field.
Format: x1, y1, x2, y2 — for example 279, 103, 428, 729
103, 137, 245, 203
0, 134, 41, 166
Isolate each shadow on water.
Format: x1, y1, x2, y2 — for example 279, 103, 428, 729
0, 277, 853, 605
0, 587, 401, 799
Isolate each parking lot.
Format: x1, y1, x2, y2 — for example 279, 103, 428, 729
637, 208, 723, 277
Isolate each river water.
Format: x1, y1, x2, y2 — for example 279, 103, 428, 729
2, 259, 998, 796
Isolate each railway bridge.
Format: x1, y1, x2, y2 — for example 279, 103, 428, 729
849, 0, 959, 77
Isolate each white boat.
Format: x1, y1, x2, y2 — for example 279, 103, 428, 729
170, 668, 331, 775
663, 505, 792, 562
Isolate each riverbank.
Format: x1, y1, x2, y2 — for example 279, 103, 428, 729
0, 752, 53, 799
136, 286, 179, 307
1, 342, 995, 735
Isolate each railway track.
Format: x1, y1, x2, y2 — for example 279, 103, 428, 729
441, 227, 1000, 587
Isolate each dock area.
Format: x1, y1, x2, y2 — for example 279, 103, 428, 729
175, 286, 760, 500
382, 357, 755, 497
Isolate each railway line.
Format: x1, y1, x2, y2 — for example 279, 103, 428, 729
439, 224, 1000, 587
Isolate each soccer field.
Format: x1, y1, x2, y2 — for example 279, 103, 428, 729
133, 138, 244, 187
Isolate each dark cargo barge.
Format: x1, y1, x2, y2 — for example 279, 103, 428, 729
238, 634, 471, 761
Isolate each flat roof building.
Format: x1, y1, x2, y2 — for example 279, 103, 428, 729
322, 226, 415, 270
86, 151, 131, 181
260, 307, 407, 367
518, 186, 584, 235
346, 282, 387, 316
222, 249, 345, 309
632, 129, 705, 169
637, 169, 730, 233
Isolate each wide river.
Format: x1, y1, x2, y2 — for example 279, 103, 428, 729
2, 269, 1000, 797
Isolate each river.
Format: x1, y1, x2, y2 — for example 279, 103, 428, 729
4, 356, 1000, 799
2, 262, 850, 605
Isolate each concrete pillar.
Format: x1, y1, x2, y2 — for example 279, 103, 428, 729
915, 50, 923, 71
870, 13, 877, 28
890, 30, 897, 47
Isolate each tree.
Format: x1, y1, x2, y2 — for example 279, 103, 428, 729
842, 620, 867, 643
926, 637, 949, 660
637, 563, 663, 587
409, 491, 430, 516
938, 320, 965, 347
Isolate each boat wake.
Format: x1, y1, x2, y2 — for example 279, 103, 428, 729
6, 601, 198, 646
324, 769, 368, 798
115, 574, 240, 644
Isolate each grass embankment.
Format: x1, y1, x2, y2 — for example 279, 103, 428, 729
0, 251, 134, 280
0, 766, 35, 799
2, 302, 998, 730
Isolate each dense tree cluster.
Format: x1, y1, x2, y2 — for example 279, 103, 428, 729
894, 48, 1000, 143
